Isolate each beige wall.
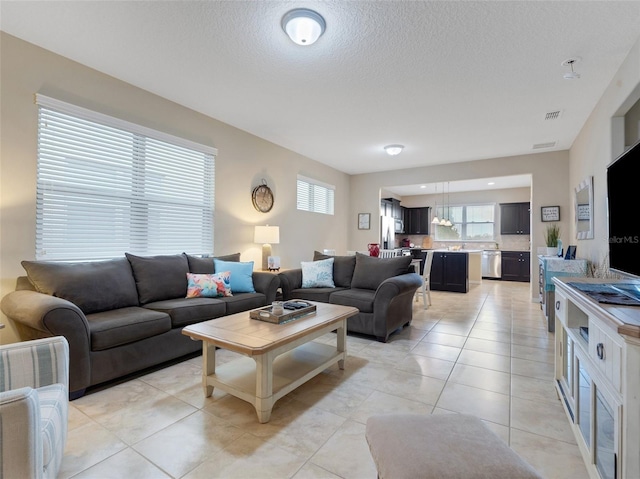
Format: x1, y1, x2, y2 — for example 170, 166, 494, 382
0, 33, 350, 344
569, 36, 640, 270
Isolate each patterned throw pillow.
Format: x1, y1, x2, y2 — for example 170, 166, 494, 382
301, 257, 335, 288
186, 272, 232, 298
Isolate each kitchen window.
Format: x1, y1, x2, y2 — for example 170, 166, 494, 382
35, 95, 216, 261
433, 203, 495, 241
297, 175, 335, 215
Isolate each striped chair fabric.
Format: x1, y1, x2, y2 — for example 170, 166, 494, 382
0, 336, 69, 479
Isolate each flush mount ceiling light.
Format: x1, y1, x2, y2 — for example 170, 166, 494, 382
562, 57, 582, 80
384, 144, 404, 156
282, 8, 326, 45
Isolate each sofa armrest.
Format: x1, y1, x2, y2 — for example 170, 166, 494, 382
0, 336, 69, 392
277, 269, 303, 300
373, 273, 423, 307
252, 272, 280, 304
0, 387, 43, 477
2, 291, 90, 394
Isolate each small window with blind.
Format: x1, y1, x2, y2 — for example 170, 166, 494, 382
35, 95, 216, 261
297, 175, 335, 215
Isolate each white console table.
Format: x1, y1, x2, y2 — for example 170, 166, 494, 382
553, 277, 640, 479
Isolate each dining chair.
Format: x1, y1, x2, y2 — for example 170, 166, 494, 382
416, 250, 433, 309
378, 249, 399, 258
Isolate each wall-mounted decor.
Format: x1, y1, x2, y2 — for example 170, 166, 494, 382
575, 176, 594, 239
252, 179, 274, 213
541, 206, 560, 222
358, 213, 370, 230
577, 204, 590, 221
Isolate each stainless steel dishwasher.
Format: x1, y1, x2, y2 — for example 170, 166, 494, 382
482, 250, 502, 279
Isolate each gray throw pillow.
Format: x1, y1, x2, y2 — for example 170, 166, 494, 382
21, 258, 139, 314
126, 253, 190, 304
350, 253, 412, 290
186, 253, 241, 274
313, 251, 356, 288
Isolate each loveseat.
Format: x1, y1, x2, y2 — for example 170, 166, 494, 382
278, 252, 422, 342
1, 253, 279, 398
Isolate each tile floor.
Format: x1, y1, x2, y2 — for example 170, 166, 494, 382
60, 281, 589, 478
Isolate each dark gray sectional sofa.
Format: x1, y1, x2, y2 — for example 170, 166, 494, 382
1, 253, 279, 398
278, 252, 423, 342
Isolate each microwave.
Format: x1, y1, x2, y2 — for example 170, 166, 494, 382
394, 219, 404, 233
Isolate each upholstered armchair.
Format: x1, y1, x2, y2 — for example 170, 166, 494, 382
0, 336, 69, 478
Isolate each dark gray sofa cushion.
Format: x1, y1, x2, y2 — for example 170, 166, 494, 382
218, 293, 268, 315
313, 251, 356, 288
21, 258, 139, 314
87, 307, 171, 351
330, 288, 375, 313
290, 287, 347, 303
186, 253, 241, 274
126, 253, 189, 304
144, 297, 227, 327
351, 253, 412, 291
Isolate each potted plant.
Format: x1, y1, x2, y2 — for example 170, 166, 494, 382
544, 224, 560, 256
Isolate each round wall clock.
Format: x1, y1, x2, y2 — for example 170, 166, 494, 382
252, 181, 274, 213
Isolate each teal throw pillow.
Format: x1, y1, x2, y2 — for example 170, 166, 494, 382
213, 259, 255, 293
301, 257, 335, 288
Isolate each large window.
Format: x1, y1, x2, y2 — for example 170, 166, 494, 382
35, 95, 216, 261
433, 204, 495, 241
296, 175, 335, 215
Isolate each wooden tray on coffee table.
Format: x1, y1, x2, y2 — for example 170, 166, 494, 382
250, 302, 316, 324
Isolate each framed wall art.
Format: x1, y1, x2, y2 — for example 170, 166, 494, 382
541, 206, 560, 222
358, 213, 370, 230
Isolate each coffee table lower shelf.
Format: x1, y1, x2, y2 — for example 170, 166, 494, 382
208, 341, 342, 417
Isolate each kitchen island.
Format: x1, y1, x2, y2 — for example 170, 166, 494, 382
430, 249, 483, 293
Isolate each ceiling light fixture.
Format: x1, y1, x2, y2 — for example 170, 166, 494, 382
562, 57, 581, 80
384, 144, 404, 156
282, 8, 326, 46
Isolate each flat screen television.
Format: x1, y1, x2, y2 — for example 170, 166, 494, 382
607, 139, 640, 278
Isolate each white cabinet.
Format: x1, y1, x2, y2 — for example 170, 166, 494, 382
553, 278, 640, 479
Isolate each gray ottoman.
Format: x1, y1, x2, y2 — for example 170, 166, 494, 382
365, 413, 543, 479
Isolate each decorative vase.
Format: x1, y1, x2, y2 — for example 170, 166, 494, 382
546, 247, 557, 256
368, 243, 380, 257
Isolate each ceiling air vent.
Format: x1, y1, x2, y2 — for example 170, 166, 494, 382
532, 141, 556, 150
544, 110, 562, 121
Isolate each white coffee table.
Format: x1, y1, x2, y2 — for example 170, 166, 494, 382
182, 302, 358, 423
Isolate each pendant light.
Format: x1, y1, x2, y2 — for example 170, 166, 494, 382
444, 182, 453, 227
439, 181, 447, 226
431, 183, 440, 224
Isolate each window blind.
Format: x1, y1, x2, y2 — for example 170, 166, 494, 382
35, 95, 216, 261
296, 175, 335, 215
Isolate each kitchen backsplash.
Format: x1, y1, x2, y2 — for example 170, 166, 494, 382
398, 235, 531, 251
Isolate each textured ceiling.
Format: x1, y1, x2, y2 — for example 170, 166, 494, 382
2, 1, 640, 179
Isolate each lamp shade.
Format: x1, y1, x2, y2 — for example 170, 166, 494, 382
254, 225, 280, 244
282, 9, 326, 46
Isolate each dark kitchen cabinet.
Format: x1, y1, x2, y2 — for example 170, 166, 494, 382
501, 251, 530, 282
430, 251, 469, 293
406, 207, 431, 235
380, 199, 392, 217
382, 198, 402, 219
500, 202, 530, 235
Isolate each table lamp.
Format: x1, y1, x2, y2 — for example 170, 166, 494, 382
254, 225, 280, 271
